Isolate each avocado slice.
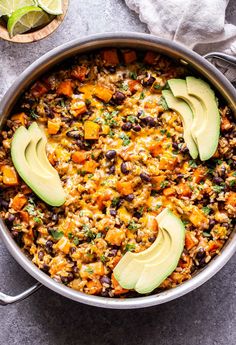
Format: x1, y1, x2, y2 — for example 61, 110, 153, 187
162, 90, 198, 159
11, 124, 66, 207
113, 209, 185, 293
186, 76, 220, 161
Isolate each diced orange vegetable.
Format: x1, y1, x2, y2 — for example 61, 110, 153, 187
53, 236, 71, 254
47, 120, 61, 135
144, 215, 158, 232
159, 156, 177, 170
207, 240, 223, 253
144, 51, 158, 64
19, 211, 29, 223
177, 182, 192, 197
212, 149, 220, 158
185, 231, 198, 250
105, 228, 125, 246
101, 49, 119, 65
149, 142, 163, 157
111, 273, 129, 295
151, 175, 165, 191
117, 207, 131, 225
11, 112, 26, 125
93, 85, 113, 103
31, 81, 49, 97
21, 185, 32, 194
85, 279, 102, 295
57, 80, 73, 97
83, 160, 98, 173
80, 262, 105, 279
189, 207, 208, 227
128, 80, 140, 93
192, 167, 207, 183
71, 151, 87, 164
163, 187, 175, 196
96, 190, 113, 210
70, 100, 87, 117
116, 181, 133, 195
226, 192, 236, 208
122, 50, 137, 64
221, 116, 232, 131
84, 120, 100, 139
11, 194, 27, 211
2, 166, 19, 186
71, 65, 87, 81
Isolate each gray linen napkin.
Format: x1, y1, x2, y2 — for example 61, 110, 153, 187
125, 0, 236, 82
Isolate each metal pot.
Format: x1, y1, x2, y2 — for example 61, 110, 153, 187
0, 33, 236, 309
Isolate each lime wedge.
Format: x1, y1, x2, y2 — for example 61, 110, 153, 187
37, 0, 62, 15
7, 6, 51, 37
0, 0, 36, 16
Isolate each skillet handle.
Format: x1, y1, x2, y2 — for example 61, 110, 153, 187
203, 52, 236, 66
0, 282, 41, 306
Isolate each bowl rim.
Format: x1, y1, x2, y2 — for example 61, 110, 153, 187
0, 0, 69, 43
0, 32, 236, 309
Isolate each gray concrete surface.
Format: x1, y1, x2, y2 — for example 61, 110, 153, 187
0, 1, 236, 344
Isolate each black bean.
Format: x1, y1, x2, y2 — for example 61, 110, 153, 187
181, 145, 189, 154
61, 117, 71, 123
0, 199, 9, 209
142, 76, 155, 87
107, 66, 116, 74
112, 91, 126, 105
72, 264, 78, 274
124, 194, 134, 202
42, 264, 50, 273
101, 290, 110, 297
209, 219, 216, 228
148, 237, 156, 243
222, 222, 229, 229
121, 162, 129, 175
66, 130, 82, 139
172, 142, 179, 150
219, 166, 226, 177
108, 165, 115, 175
110, 209, 117, 217
133, 211, 142, 219
141, 116, 156, 127
137, 110, 144, 118
11, 230, 19, 238
38, 250, 44, 261
100, 276, 111, 285
46, 240, 53, 253
52, 214, 59, 223
133, 124, 141, 132
70, 247, 76, 254
77, 139, 85, 149
213, 176, 223, 184
7, 214, 15, 222
105, 150, 117, 160
121, 122, 132, 131
140, 172, 151, 182
196, 248, 206, 260
198, 258, 206, 268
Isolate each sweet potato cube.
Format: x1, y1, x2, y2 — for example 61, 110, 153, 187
85, 280, 102, 295
149, 142, 163, 157
151, 175, 165, 191
70, 100, 87, 117
47, 119, 61, 135
71, 66, 87, 81
123, 50, 137, 64
226, 192, 236, 208
189, 208, 208, 227
83, 160, 98, 173
116, 181, 133, 195
71, 151, 87, 164
105, 228, 125, 246
111, 273, 129, 295
84, 121, 100, 140
101, 49, 119, 65
185, 231, 198, 250
159, 156, 177, 170
144, 51, 158, 64
31, 81, 49, 97
11, 194, 27, 211
57, 80, 73, 97
163, 187, 175, 196
2, 166, 19, 186
93, 85, 113, 103
80, 262, 105, 278
53, 236, 71, 254
11, 112, 26, 125
177, 183, 192, 197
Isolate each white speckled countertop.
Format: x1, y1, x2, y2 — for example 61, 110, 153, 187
1, 1, 236, 344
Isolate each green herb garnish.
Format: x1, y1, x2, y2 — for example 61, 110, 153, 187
129, 71, 137, 80
73, 237, 79, 245
158, 96, 169, 110
120, 133, 131, 146
29, 110, 39, 120
50, 230, 64, 240
139, 92, 145, 100
125, 243, 136, 252
202, 206, 211, 215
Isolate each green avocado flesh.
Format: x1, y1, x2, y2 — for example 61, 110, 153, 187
113, 209, 185, 294
11, 123, 66, 207
162, 90, 198, 159
167, 78, 220, 161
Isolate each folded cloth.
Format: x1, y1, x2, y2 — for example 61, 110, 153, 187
125, 0, 236, 82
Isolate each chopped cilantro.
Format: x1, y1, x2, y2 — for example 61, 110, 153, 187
29, 110, 39, 119
212, 185, 225, 193
139, 206, 144, 215
160, 181, 169, 189
108, 130, 115, 138
127, 115, 136, 123
203, 232, 211, 238
96, 232, 102, 238
232, 172, 236, 177
50, 230, 64, 240
88, 174, 94, 179
73, 237, 79, 245
100, 255, 106, 263
85, 266, 94, 274
120, 133, 131, 146
125, 243, 136, 252
111, 197, 120, 208
202, 206, 211, 215
68, 232, 73, 240
160, 129, 167, 135
158, 96, 169, 110
129, 71, 137, 80
60, 99, 66, 107
121, 83, 128, 91
153, 84, 162, 90
128, 220, 138, 231
182, 220, 189, 226
139, 91, 145, 100
85, 99, 91, 106
189, 160, 198, 168
229, 180, 236, 187
33, 217, 42, 224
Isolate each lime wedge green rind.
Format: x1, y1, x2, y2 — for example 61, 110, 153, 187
0, 0, 36, 17
37, 0, 63, 15
7, 5, 50, 37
